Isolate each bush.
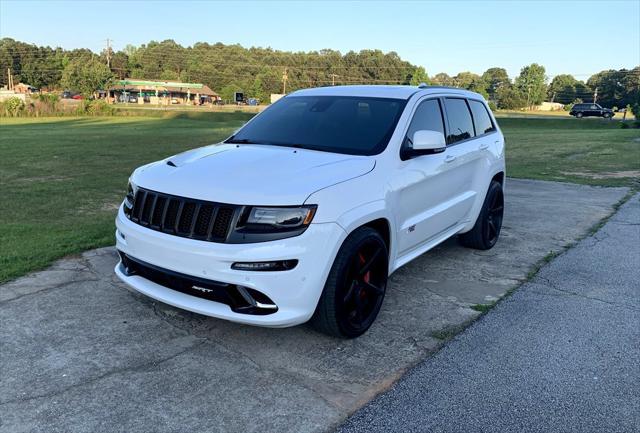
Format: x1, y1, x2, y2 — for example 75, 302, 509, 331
488, 101, 497, 111
0, 97, 26, 117
29, 93, 61, 116
496, 86, 526, 110
35, 93, 60, 105
76, 99, 115, 116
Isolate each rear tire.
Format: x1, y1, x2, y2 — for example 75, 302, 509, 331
459, 180, 504, 250
310, 227, 388, 338
576, 112, 584, 118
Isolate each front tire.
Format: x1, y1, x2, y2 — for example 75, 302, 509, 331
459, 180, 504, 250
310, 227, 388, 338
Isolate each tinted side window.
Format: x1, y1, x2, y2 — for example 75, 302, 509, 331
444, 98, 475, 144
406, 99, 445, 140
468, 100, 495, 135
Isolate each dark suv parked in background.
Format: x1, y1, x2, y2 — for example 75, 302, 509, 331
570, 103, 614, 118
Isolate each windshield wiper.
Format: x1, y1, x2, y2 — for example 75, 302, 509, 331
226, 139, 315, 151
225, 138, 259, 144
264, 142, 313, 150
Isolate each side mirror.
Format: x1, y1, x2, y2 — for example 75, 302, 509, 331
411, 130, 446, 153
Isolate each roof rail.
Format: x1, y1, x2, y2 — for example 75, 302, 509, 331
417, 85, 464, 90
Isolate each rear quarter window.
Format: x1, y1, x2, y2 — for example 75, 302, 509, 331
468, 100, 496, 135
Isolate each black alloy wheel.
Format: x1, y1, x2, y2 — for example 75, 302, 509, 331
311, 227, 388, 338
484, 183, 504, 248
459, 180, 504, 250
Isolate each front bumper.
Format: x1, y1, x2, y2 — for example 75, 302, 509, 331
114, 205, 346, 327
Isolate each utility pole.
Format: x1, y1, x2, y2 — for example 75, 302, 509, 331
330, 74, 339, 86
282, 67, 288, 94
593, 87, 598, 103
7, 68, 13, 90
105, 38, 112, 68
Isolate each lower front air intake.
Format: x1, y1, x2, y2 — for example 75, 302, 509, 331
118, 251, 278, 315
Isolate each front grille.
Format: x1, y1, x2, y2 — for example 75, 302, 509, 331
129, 187, 240, 242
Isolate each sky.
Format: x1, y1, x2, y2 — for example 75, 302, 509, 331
1, 0, 638, 80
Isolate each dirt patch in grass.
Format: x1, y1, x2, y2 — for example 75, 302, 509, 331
562, 170, 640, 179
100, 202, 122, 212
13, 175, 71, 184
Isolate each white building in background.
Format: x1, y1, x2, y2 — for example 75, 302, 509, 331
535, 101, 566, 111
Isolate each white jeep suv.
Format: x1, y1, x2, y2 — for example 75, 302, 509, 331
115, 85, 505, 338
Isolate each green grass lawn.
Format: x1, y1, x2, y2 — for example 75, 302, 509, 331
500, 117, 639, 187
495, 110, 631, 120
0, 112, 253, 283
0, 113, 638, 283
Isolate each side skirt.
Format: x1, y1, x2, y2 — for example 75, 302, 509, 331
390, 223, 467, 273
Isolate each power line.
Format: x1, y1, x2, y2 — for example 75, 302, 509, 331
4, 45, 639, 77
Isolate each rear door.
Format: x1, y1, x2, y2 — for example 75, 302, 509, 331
467, 98, 500, 203
439, 97, 485, 226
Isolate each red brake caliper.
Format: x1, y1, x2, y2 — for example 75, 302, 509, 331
358, 252, 371, 298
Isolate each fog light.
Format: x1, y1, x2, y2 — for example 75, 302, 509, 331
231, 260, 298, 271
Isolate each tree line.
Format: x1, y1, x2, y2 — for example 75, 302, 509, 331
1, 38, 638, 109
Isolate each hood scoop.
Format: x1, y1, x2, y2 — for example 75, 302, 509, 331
164, 145, 228, 167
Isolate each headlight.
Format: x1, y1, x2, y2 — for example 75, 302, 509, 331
230, 205, 316, 242
123, 181, 136, 218
246, 206, 316, 229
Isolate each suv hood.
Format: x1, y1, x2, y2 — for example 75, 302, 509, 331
131, 143, 375, 205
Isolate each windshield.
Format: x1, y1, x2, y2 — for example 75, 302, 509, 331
227, 95, 407, 155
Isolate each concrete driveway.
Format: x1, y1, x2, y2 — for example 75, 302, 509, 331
0, 179, 628, 433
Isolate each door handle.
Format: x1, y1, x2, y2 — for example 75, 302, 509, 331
445, 154, 456, 163
479, 143, 489, 150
